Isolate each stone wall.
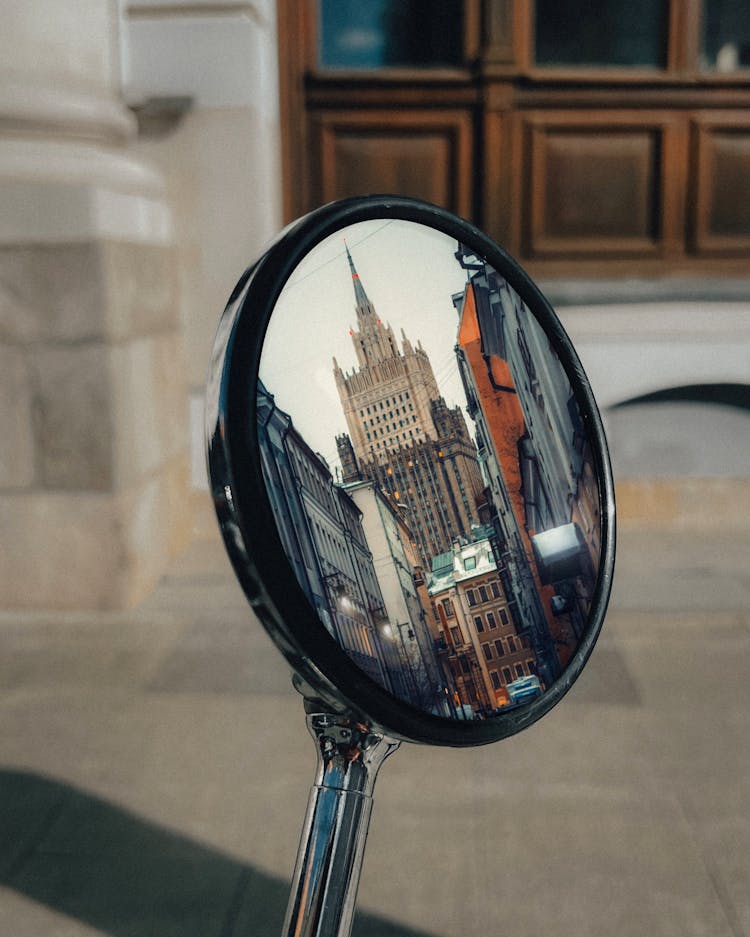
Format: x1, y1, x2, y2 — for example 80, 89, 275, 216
0, 1, 190, 609
0, 241, 190, 608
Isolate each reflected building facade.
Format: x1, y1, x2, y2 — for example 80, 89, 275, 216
428, 535, 540, 712
334, 245, 485, 568
343, 477, 449, 714
453, 247, 600, 678
257, 380, 389, 688
257, 381, 452, 712
257, 236, 602, 720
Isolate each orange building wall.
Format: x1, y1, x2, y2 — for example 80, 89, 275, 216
458, 288, 527, 526
457, 285, 575, 670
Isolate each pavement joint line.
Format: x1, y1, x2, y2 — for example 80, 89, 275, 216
676, 792, 747, 937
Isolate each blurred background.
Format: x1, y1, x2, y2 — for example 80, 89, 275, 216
0, 2, 748, 935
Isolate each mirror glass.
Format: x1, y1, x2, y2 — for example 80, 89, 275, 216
258, 220, 601, 721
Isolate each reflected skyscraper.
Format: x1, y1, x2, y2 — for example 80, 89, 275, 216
334, 245, 484, 567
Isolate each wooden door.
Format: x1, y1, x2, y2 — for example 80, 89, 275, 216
279, 0, 750, 275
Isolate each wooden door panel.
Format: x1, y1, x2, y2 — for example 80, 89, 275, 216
280, 1, 750, 271
691, 114, 750, 254
310, 110, 474, 217
522, 112, 685, 258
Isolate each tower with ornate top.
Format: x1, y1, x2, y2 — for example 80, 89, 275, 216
333, 244, 484, 568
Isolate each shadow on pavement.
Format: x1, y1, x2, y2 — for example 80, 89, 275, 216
0, 769, 433, 937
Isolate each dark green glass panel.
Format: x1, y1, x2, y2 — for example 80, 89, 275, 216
702, 1, 750, 71
535, 0, 668, 68
319, 0, 463, 70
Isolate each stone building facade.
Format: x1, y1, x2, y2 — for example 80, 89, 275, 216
454, 248, 600, 677
344, 478, 450, 715
257, 381, 392, 691
258, 380, 454, 709
428, 537, 538, 714
334, 245, 484, 568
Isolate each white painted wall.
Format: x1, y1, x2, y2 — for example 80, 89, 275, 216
120, 0, 283, 489
607, 402, 750, 478
559, 304, 750, 410
560, 302, 750, 480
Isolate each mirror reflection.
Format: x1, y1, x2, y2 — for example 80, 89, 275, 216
258, 221, 600, 720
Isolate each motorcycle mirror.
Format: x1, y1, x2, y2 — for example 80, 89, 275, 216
206, 196, 615, 937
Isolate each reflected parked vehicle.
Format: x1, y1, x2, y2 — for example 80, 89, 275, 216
506, 675, 543, 704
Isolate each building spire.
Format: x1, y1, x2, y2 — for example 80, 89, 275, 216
344, 240, 374, 318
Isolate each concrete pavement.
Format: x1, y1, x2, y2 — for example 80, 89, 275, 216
0, 525, 748, 936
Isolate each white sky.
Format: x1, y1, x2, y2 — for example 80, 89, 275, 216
260, 219, 472, 471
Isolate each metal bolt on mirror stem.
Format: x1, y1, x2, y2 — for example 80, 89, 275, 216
282, 712, 400, 937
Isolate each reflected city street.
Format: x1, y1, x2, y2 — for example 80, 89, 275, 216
258, 221, 600, 719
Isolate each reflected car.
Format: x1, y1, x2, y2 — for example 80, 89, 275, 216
506, 675, 543, 704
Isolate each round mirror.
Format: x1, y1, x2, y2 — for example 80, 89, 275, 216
207, 197, 615, 746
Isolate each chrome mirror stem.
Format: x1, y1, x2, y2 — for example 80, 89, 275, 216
282, 712, 400, 937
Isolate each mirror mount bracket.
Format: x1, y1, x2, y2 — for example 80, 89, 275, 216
292, 672, 354, 718
283, 712, 400, 937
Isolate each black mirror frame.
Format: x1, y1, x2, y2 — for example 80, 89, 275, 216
206, 195, 616, 746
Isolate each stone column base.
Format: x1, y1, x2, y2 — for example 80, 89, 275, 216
1, 232, 190, 610
0, 457, 191, 609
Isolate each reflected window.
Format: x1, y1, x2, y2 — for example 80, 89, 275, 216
702, 2, 750, 71
319, 0, 464, 70
535, 0, 668, 68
